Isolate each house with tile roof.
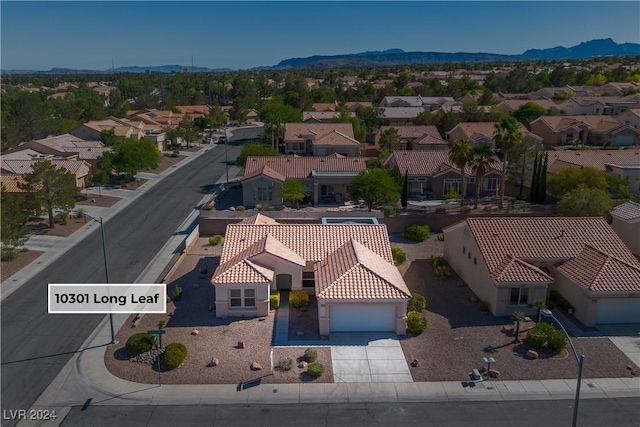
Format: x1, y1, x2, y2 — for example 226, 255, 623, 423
211, 222, 411, 335
610, 201, 640, 257
377, 125, 447, 151
383, 150, 502, 199
530, 115, 640, 147
380, 95, 455, 109
447, 122, 542, 152
1, 156, 91, 189
302, 111, 355, 123
616, 109, 640, 130
284, 123, 360, 156
71, 117, 146, 141
380, 107, 429, 125
443, 217, 640, 326
241, 156, 369, 207
555, 96, 639, 116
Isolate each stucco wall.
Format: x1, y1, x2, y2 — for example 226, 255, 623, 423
611, 217, 640, 256
214, 282, 270, 318
551, 271, 596, 326
242, 176, 282, 208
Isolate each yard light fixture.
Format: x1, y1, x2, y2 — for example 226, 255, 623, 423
482, 357, 495, 378
541, 309, 584, 427
84, 214, 116, 345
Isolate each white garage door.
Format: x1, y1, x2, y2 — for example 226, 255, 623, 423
330, 305, 396, 332
596, 299, 640, 324
614, 135, 634, 146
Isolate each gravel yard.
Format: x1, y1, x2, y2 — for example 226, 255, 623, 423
0, 249, 44, 282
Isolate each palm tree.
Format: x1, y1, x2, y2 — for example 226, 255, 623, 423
448, 139, 474, 207
493, 117, 523, 208
513, 311, 527, 343
470, 144, 497, 209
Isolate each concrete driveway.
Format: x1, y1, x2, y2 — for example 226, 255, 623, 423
330, 333, 413, 383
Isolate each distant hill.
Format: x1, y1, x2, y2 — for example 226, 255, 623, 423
0, 65, 232, 75
521, 38, 640, 60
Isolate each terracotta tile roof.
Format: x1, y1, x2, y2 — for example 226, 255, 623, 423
1, 159, 88, 175
0, 175, 28, 192
452, 217, 640, 285
313, 130, 360, 147
238, 213, 280, 225
381, 107, 427, 119
2, 149, 53, 161
285, 123, 354, 141
380, 125, 442, 140
546, 149, 640, 172
557, 245, 640, 292
314, 239, 411, 300
534, 115, 623, 133
415, 134, 448, 146
302, 111, 344, 121
240, 165, 286, 182
312, 103, 337, 112
491, 254, 553, 283
211, 260, 273, 284
219, 224, 394, 264
385, 150, 501, 176
243, 156, 369, 180
611, 201, 640, 221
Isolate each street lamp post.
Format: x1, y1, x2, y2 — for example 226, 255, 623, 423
85, 214, 116, 345
541, 308, 584, 427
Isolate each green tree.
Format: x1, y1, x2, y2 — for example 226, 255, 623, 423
259, 100, 302, 123
229, 100, 248, 124
208, 105, 228, 127
99, 129, 120, 147
505, 136, 540, 198
19, 160, 79, 228
357, 106, 384, 133
493, 117, 523, 208
513, 102, 548, 126
379, 128, 401, 152
536, 152, 548, 204
547, 166, 609, 198
177, 115, 198, 149
0, 185, 29, 249
236, 143, 280, 167
101, 139, 160, 178
91, 170, 110, 197
277, 179, 306, 209
470, 144, 497, 209
448, 139, 474, 207
349, 168, 400, 212
557, 185, 614, 217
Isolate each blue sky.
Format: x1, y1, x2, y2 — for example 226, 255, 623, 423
1, 1, 639, 70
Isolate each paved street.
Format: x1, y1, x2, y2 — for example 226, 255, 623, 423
59, 398, 640, 427
1, 143, 242, 423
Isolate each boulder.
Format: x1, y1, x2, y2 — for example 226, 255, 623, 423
488, 369, 500, 379
298, 361, 308, 369
237, 341, 245, 349
250, 362, 262, 371
191, 329, 199, 335
526, 350, 539, 359
502, 326, 514, 334
410, 359, 418, 367
211, 358, 219, 367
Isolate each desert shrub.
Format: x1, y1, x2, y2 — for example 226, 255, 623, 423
126, 333, 154, 355
525, 329, 547, 350
172, 150, 180, 158
278, 358, 293, 371
460, 206, 471, 214
270, 291, 280, 310
236, 205, 246, 211
208, 235, 223, 245
304, 347, 318, 363
162, 343, 187, 370
436, 234, 445, 241
391, 247, 406, 265
202, 203, 213, 211
435, 265, 452, 279
1, 247, 17, 261
547, 330, 569, 352
289, 290, 309, 309
406, 311, 427, 334
74, 207, 86, 219
55, 211, 69, 225
403, 224, 430, 242
171, 285, 183, 301
428, 254, 442, 268
307, 362, 324, 378
525, 322, 567, 353
548, 290, 572, 312
479, 301, 490, 312
483, 206, 493, 212
382, 205, 396, 217
407, 294, 427, 313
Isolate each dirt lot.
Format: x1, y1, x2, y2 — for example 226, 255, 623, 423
1, 249, 44, 282
76, 194, 122, 208
105, 241, 333, 385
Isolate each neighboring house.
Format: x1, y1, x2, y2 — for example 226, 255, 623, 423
175, 105, 211, 119
302, 111, 354, 123
383, 150, 502, 198
616, 109, 640, 129
377, 125, 447, 151
555, 96, 638, 116
380, 95, 455, 110
380, 107, 428, 125
600, 82, 640, 96
610, 201, 640, 257
496, 99, 560, 115
546, 149, 640, 194
71, 117, 145, 141
283, 123, 359, 156
1, 157, 91, 189
444, 217, 640, 326
241, 156, 369, 207
211, 220, 411, 335
312, 101, 372, 112
530, 115, 640, 147
127, 109, 183, 127
446, 122, 542, 151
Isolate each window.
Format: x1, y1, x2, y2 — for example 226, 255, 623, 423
230, 289, 255, 308
302, 271, 315, 288
466, 177, 476, 184
443, 179, 461, 195
462, 247, 466, 254
257, 187, 273, 202
484, 178, 499, 191
474, 257, 477, 265
468, 252, 471, 259
510, 288, 529, 306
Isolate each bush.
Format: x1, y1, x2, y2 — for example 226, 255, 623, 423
435, 265, 452, 279
55, 211, 69, 225
382, 205, 396, 217
391, 247, 406, 265
172, 285, 183, 301
479, 301, 490, 312
278, 358, 293, 371
404, 224, 430, 242
547, 330, 569, 352
202, 203, 213, 211
307, 362, 324, 378
289, 290, 309, 309
1, 247, 17, 261
172, 150, 180, 158
483, 206, 493, 212
208, 235, 223, 245
428, 254, 442, 268
270, 291, 280, 310
525, 322, 567, 353
435, 207, 446, 214
126, 333, 154, 355
525, 330, 547, 350
436, 234, 445, 242
304, 347, 318, 363
162, 343, 187, 370
407, 294, 427, 313
548, 290, 572, 312
460, 206, 471, 214
406, 311, 427, 334
236, 205, 246, 211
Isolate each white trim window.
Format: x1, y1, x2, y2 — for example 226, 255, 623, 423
257, 187, 273, 202
230, 289, 256, 308
510, 288, 529, 306
302, 271, 315, 288
483, 177, 499, 191
443, 179, 461, 195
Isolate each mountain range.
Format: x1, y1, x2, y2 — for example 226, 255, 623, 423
2, 39, 639, 74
